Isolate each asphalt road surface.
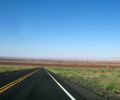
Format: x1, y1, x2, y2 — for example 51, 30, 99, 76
0, 68, 101, 100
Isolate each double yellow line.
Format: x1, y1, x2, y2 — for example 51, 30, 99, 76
0, 69, 40, 94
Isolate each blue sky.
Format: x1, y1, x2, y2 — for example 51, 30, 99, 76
0, 0, 120, 59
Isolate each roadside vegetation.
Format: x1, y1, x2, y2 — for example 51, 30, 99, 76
0, 65, 35, 73
47, 67, 120, 99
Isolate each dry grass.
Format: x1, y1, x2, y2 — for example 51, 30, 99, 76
0, 65, 35, 73
47, 67, 120, 99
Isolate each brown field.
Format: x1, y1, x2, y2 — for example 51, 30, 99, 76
0, 57, 120, 68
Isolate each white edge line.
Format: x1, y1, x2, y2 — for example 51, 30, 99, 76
45, 69, 76, 100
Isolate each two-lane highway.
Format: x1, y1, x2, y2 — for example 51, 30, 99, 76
0, 68, 98, 100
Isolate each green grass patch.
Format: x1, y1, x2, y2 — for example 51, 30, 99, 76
0, 65, 35, 73
47, 67, 120, 98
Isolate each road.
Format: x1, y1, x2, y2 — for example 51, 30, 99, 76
0, 68, 100, 100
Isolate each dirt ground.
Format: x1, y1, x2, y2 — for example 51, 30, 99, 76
0, 58, 120, 68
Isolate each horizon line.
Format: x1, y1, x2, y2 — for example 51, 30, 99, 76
0, 56, 120, 61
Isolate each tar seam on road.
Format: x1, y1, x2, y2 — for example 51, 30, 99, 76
0, 69, 40, 94
45, 69, 76, 100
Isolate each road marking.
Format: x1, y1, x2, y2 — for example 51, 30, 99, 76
46, 70, 76, 100
0, 69, 40, 94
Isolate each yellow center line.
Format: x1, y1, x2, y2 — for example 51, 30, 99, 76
0, 69, 40, 94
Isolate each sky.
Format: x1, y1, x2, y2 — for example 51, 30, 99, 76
0, 0, 120, 59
